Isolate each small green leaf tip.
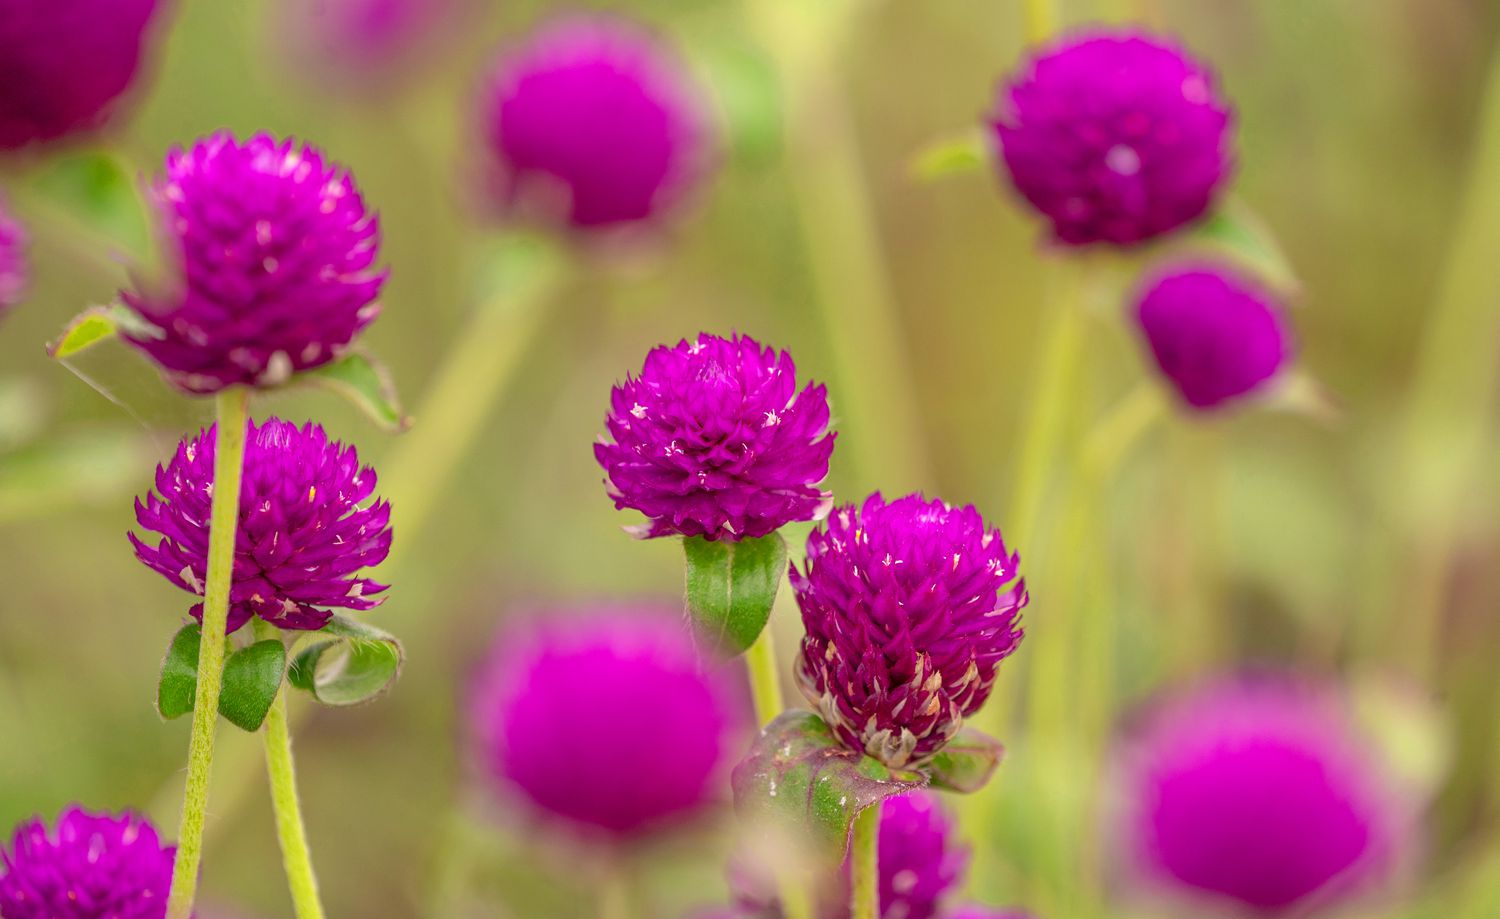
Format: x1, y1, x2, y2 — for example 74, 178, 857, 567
684, 532, 788, 658
157, 623, 201, 720
925, 728, 1004, 793
288, 614, 403, 706
910, 130, 990, 183
47, 303, 157, 360
303, 350, 410, 432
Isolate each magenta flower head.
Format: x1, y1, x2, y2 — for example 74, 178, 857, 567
1, 807, 174, 919
0, 0, 166, 150
0, 202, 25, 318
481, 15, 713, 230
122, 132, 386, 394
1134, 262, 1292, 411
989, 29, 1233, 247
792, 493, 1027, 768
130, 417, 392, 634
596, 333, 835, 541
470, 605, 741, 840
1121, 678, 1407, 915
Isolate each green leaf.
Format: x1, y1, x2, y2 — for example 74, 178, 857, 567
1187, 201, 1299, 293
302, 349, 410, 432
25, 149, 158, 266
288, 614, 403, 706
157, 624, 202, 720
46, 303, 157, 360
909, 130, 990, 182
731, 710, 925, 858
683, 532, 788, 657
925, 728, 1004, 793
218, 639, 287, 731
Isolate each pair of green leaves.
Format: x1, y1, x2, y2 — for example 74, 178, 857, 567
157, 614, 404, 732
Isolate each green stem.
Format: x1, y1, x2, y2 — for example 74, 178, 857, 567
849, 804, 880, 919
597, 859, 632, 919
1023, 0, 1057, 44
254, 621, 326, 919
744, 626, 785, 727
165, 386, 250, 919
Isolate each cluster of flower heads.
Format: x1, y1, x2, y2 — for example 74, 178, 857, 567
131, 417, 393, 633
0, 807, 174, 919
0, 202, 25, 320
123, 132, 386, 394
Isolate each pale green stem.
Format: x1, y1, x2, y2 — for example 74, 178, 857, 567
253, 620, 326, 919
165, 386, 249, 919
744, 627, 785, 727
597, 859, 632, 919
1023, 0, 1057, 44
849, 804, 880, 919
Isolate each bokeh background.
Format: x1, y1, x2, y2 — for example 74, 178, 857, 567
3, 0, 1500, 917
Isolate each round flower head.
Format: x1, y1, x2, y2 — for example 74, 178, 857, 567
793, 493, 1027, 768
481, 15, 712, 229
122, 132, 386, 394
471, 606, 740, 839
0, 202, 25, 318
0, 0, 165, 150
1122, 678, 1405, 915
130, 417, 392, 633
1, 807, 174, 919
1134, 262, 1291, 411
596, 333, 835, 541
989, 29, 1233, 246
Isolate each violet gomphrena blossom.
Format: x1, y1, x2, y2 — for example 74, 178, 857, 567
0, 202, 25, 318
122, 132, 386, 394
130, 417, 392, 634
989, 29, 1233, 247
1134, 262, 1292, 411
0, 0, 165, 150
0, 807, 174, 919
481, 15, 713, 230
596, 333, 835, 541
1122, 678, 1405, 915
470, 606, 741, 839
793, 493, 1027, 769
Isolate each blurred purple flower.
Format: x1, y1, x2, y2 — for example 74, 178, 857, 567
470, 606, 741, 839
1134, 262, 1292, 410
280, 0, 468, 86
1122, 678, 1405, 915
0, 202, 25, 317
0, 807, 174, 919
0, 0, 166, 150
989, 29, 1233, 246
123, 132, 386, 394
481, 15, 713, 230
596, 333, 835, 541
130, 417, 392, 634
793, 493, 1027, 768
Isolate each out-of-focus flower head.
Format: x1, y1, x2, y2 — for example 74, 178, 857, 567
123, 132, 386, 394
130, 417, 392, 633
989, 28, 1233, 247
480, 15, 713, 230
470, 605, 741, 840
1121, 677, 1408, 915
279, 0, 469, 87
1133, 261, 1292, 411
0, 201, 25, 318
596, 332, 835, 541
0, 0, 167, 150
0, 807, 174, 919
793, 493, 1027, 768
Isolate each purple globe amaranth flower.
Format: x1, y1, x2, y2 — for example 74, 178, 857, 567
470, 606, 741, 840
1122, 678, 1406, 915
0, 202, 25, 318
122, 132, 386, 394
130, 417, 392, 634
481, 15, 713, 230
1134, 262, 1292, 411
989, 29, 1233, 247
596, 333, 835, 541
0, 807, 174, 919
793, 493, 1027, 768
0, 0, 166, 150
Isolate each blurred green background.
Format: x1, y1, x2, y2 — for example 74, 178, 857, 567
4, 0, 1500, 916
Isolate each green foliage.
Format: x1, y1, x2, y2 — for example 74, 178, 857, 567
157, 624, 288, 731
288, 614, 403, 706
304, 350, 411, 432
157, 624, 202, 721
925, 729, 1004, 793
683, 532, 788, 657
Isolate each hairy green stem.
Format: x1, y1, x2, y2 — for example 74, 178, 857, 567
254, 621, 326, 919
165, 386, 249, 919
849, 804, 880, 919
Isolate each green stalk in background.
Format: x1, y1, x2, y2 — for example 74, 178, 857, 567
744, 627, 786, 726
165, 386, 249, 919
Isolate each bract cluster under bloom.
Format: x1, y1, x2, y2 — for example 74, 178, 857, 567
0, 202, 25, 318
596, 333, 835, 541
0, 0, 165, 150
793, 493, 1027, 768
481, 15, 712, 230
1133, 261, 1292, 411
130, 417, 392, 634
123, 132, 386, 394
470, 606, 741, 839
0, 807, 174, 919
989, 29, 1233, 246
1122, 678, 1406, 915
